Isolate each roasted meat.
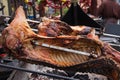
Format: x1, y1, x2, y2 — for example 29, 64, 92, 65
38, 17, 93, 36
38, 17, 73, 37
1, 6, 102, 67
2, 6, 120, 69
2, 6, 120, 80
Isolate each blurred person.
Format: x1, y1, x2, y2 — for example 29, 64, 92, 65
97, 0, 103, 8
88, 0, 97, 16
37, 0, 47, 17
97, 0, 120, 24
87, 0, 103, 17
47, 6, 55, 18
80, 0, 100, 17
80, 0, 91, 13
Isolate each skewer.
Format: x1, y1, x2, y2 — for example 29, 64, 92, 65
32, 28, 38, 32
102, 33, 120, 38
26, 19, 40, 23
109, 43, 120, 47
96, 32, 120, 38
39, 42, 119, 56
33, 42, 98, 58
0, 15, 40, 24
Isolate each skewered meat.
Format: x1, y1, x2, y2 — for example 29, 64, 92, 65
2, 6, 102, 67
2, 6, 120, 80
2, 7, 120, 67
2, 6, 120, 67
38, 17, 120, 67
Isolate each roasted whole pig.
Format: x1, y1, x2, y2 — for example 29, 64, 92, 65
1, 6, 120, 67
2, 6, 102, 67
2, 6, 120, 80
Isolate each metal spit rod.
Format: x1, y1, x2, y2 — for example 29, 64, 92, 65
109, 43, 120, 47
0, 15, 40, 24
0, 63, 79, 80
26, 19, 40, 23
103, 33, 120, 38
96, 31, 120, 38
34, 42, 98, 58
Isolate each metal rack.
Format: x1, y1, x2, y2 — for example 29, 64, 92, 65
0, 59, 80, 80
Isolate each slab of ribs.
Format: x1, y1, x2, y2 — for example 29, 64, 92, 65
2, 6, 120, 80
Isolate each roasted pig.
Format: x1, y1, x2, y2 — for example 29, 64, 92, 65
2, 6, 120, 69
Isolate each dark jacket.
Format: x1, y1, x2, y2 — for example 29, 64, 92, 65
88, 0, 97, 16
97, 0, 120, 24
